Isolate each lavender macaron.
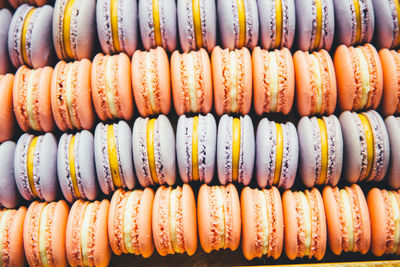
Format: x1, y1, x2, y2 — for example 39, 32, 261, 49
372, 0, 400, 49
0, 141, 19, 208
384, 116, 400, 188
0, 9, 12, 74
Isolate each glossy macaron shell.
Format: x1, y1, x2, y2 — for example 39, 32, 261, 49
384, 116, 400, 189
0, 141, 19, 208
379, 49, 400, 116
0, 74, 15, 141
0, 9, 12, 74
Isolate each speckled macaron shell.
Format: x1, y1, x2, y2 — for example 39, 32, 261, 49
0, 74, 15, 142
379, 49, 400, 116
96, 0, 137, 56
0, 9, 12, 74
217, 0, 259, 49
0, 142, 19, 208
138, 0, 177, 52
372, 0, 400, 49
176, 114, 217, 184
384, 116, 400, 189
53, 0, 96, 61
8, 4, 54, 69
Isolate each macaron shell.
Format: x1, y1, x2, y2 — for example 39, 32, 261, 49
116, 120, 135, 190
77, 130, 97, 200
379, 49, 400, 116
240, 115, 255, 185
50, 201, 70, 267
138, 188, 155, 257
353, 184, 371, 254
334, 45, 356, 111
4, 207, 27, 267
152, 186, 172, 256
0, 74, 15, 141
325, 115, 344, 186
93, 200, 111, 267
312, 187, 327, 260
132, 117, 151, 187
282, 190, 298, 260
372, 0, 397, 49
57, 133, 75, 202
155, 115, 176, 185
0, 141, 19, 208
0, 9, 12, 74
182, 184, 197, 255
385, 116, 400, 188
322, 186, 342, 255
367, 188, 387, 256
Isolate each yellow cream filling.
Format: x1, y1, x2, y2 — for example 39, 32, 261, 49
394, 0, 400, 47
274, 0, 283, 47
340, 189, 355, 251
298, 192, 312, 255
123, 191, 139, 254
39, 204, 49, 267
105, 56, 118, 118
317, 119, 328, 185
310, 53, 323, 113
358, 114, 374, 180
152, 0, 162, 46
192, 116, 199, 181
192, 0, 203, 48
147, 119, 158, 184
0, 210, 11, 267
110, 0, 121, 52
26, 69, 39, 131
145, 53, 157, 113
81, 203, 93, 267
237, 0, 246, 48
229, 51, 238, 113
169, 189, 182, 253
273, 123, 283, 185
65, 64, 76, 128
186, 54, 198, 112
268, 51, 279, 112
355, 48, 371, 109
69, 135, 81, 199
353, 0, 362, 44
314, 0, 323, 50
21, 8, 35, 65
258, 191, 269, 255
389, 192, 400, 254
232, 118, 241, 182
27, 137, 38, 198
215, 186, 225, 248
63, 0, 76, 60
107, 125, 122, 188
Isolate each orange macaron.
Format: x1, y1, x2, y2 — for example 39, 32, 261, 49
379, 49, 400, 116
0, 74, 15, 141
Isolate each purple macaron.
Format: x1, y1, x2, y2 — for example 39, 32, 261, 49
8, 4, 54, 69
256, 118, 298, 189
384, 116, 400, 188
58, 130, 97, 203
14, 133, 58, 202
0, 141, 19, 208
94, 120, 135, 195
0, 9, 12, 74
372, 0, 400, 49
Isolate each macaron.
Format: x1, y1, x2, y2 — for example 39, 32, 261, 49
8, 0, 48, 9
14, 133, 58, 202
0, 9, 12, 74
217, 0, 259, 49
333, 0, 374, 46
282, 188, 327, 260
94, 120, 135, 195
57, 130, 97, 203
51, 59, 95, 131
132, 47, 171, 117
91, 53, 134, 122
334, 44, 383, 111
241, 187, 284, 260
217, 114, 255, 185
177, 0, 216, 52
339, 110, 390, 183
0, 141, 19, 209
372, 0, 400, 49
66, 199, 111, 267
379, 49, 400, 116
13, 65, 55, 133
23, 200, 69, 267
197, 183, 241, 253
176, 114, 216, 184
138, 0, 177, 52
252, 47, 294, 115
367, 188, 400, 256
294, 0, 335, 51
108, 188, 155, 257
53, 0, 96, 61
294, 49, 337, 116
132, 115, 176, 187
257, 0, 295, 50
0, 73, 15, 141
322, 184, 371, 255
171, 48, 213, 115
256, 118, 298, 189
96, 0, 138, 56
212, 46, 252, 116
8, 4, 54, 69
384, 116, 400, 189
0, 207, 27, 267
297, 115, 343, 187
152, 185, 197, 256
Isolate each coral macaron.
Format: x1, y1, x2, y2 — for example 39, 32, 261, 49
379, 49, 400, 116
0, 74, 15, 141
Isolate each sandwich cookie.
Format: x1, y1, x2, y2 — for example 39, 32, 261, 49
339, 110, 390, 183
217, 114, 255, 186
384, 116, 400, 189
0, 207, 26, 267
171, 49, 213, 115
212, 46, 252, 116
96, 0, 138, 56
8, 4, 54, 69
152, 185, 197, 256
58, 130, 97, 203
0, 9, 12, 74
323, 185, 371, 255
132, 115, 176, 187
66, 199, 111, 267
51, 59, 95, 132
132, 47, 171, 117
333, 0, 374, 46
297, 115, 343, 187
197, 184, 241, 253
294, 49, 337, 116
0, 142, 20, 209
282, 188, 327, 260
334, 44, 383, 111
13, 66, 55, 133
138, 0, 177, 52
372, 0, 400, 49
8, 0, 48, 8
176, 114, 216, 184
256, 119, 298, 189
217, 0, 259, 49
294, 0, 335, 51
108, 188, 155, 257
0, 74, 15, 142
53, 0, 96, 61
253, 47, 294, 115
14, 133, 58, 202
379, 49, 400, 116
92, 53, 134, 122
241, 187, 284, 260
94, 120, 135, 195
